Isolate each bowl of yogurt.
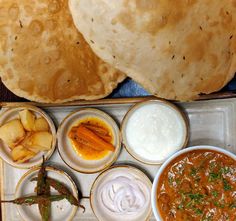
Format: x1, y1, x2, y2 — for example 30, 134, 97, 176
90, 165, 152, 221
121, 99, 189, 164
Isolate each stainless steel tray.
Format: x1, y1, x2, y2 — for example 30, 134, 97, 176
1, 97, 236, 221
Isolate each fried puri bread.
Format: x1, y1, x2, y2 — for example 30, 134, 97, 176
0, 0, 125, 103
69, 0, 236, 101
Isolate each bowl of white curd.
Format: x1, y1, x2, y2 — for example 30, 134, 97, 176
121, 99, 189, 164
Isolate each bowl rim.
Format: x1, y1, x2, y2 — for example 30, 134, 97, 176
0, 105, 57, 169
151, 145, 236, 221
121, 98, 189, 165
15, 166, 78, 221
90, 164, 153, 221
57, 107, 121, 174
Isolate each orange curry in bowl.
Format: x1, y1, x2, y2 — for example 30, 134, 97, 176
157, 150, 236, 221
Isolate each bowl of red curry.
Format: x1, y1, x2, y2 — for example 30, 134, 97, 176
152, 145, 236, 221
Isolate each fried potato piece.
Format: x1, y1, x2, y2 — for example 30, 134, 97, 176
11, 145, 36, 163
19, 109, 36, 131
33, 117, 49, 132
20, 132, 33, 146
24, 132, 53, 152
0, 119, 25, 149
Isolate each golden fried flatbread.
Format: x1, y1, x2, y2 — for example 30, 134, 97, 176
0, 0, 125, 103
69, 0, 236, 101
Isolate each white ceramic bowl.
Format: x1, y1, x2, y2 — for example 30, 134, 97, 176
90, 165, 152, 221
57, 108, 121, 173
15, 166, 78, 221
151, 145, 236, 221
121, 99, 189, 165
0, 105, 56, 169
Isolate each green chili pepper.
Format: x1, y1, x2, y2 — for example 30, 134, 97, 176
39, 181, 51, 221
2, 157, 86, 219
39, 199, 51, 221
37, 156, 47, 195
31, 177, 80, 206
1, 195, 67, 205
37, 156, 51, 221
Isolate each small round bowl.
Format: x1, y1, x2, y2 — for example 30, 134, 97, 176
0, 105, 56, 169
121, 99, 189, 165
15, 166, 78, 221
57, 108, 121, 174
90, 165, 152, 221
151, 145, 236, 221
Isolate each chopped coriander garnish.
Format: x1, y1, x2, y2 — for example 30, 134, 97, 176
180, 192, 186, 201
214, 201, 225, 208
184, 193, 205, 208
212, 190, 218, 197
195, 208, 203, 215
186, 200, 194, 208
188, 193, 204, 201
209, 161, 217, 169
223, 179, 232, 191
168, 176, 174, 185
176, 178, 180, 185
209, 172, 221, 181
178, 203, 184, 210
220, 167, 230, 174
229, 202, 236, 209
190, 167, 197, 176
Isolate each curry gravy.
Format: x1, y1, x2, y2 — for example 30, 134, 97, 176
157, 150, 236, 221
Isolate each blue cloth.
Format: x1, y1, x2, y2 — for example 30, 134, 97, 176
224, 77, 236, 91
110, 78, 150, 97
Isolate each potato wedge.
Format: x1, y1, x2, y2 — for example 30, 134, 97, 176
11, 145, 36, 163
19, 109, 35, 131
20, 132, 33, 146
0, 119, 25, 149
27, 145, 49, 153
24, 131, 53, 152
21, 132, 40, 154
33, 117, 49, 132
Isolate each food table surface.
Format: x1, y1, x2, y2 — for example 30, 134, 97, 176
0, 1, 235, 220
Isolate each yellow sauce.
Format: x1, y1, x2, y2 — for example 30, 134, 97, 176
68, 117, 113, 160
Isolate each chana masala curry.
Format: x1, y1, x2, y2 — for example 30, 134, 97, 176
157, 150, 236, 221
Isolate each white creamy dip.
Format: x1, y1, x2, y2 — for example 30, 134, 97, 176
125, 102, 187, 163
